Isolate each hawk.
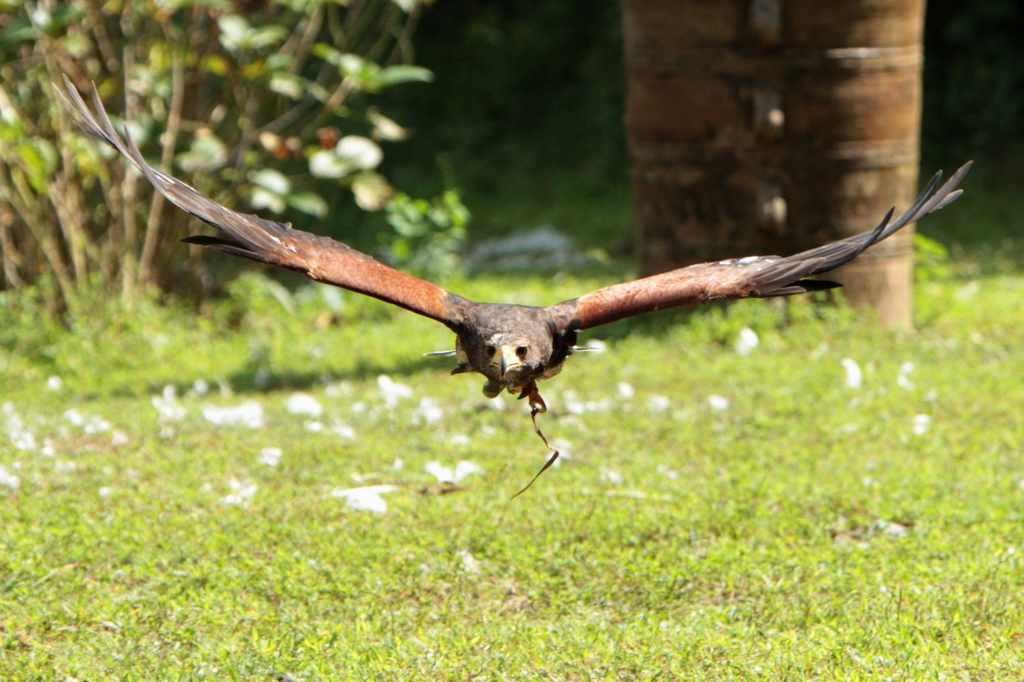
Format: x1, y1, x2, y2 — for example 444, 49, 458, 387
60, 78, 971, 492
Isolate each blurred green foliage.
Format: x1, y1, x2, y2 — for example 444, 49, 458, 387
0, 0, 466, 311
381, 0, 1023, 249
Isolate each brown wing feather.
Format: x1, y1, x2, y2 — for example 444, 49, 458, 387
556, 162, 971, 331
58, 77, 469, 330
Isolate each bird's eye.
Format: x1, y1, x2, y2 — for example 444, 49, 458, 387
516, 346, 528, 358
486, 345, 496, 356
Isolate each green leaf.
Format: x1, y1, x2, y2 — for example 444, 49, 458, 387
308, 150, 355, 179
286, 192, 329, 218
368, 65, 433, 90
14, 138, 58, 194
250, 186, 287, 214
249, 169, 291, 196
269, 73, 306, 100
217, 15, 250, 46
177, 134, 228, 172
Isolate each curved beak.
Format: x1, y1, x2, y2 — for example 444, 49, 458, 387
498, 345, 521, 377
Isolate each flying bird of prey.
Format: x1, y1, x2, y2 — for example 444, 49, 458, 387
59, 78, 970, 492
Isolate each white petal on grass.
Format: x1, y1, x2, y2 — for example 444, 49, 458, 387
84, 416, 111, 435
304, 421, 325, 433
657, 464, 679, 480
111, 431, 129, 447
332, 424, 356, 440
424, 461, 454, 483
450, 434, 471, 446
330, 484, 398, 514
413, 398, 443, 425
393, 457, 404, 470
707, 395, 730, 411
41, 439, 56, 457
841, 358, 863, 389
258, 447, 282, 466
220, 479, 258, 506
47, 375, 63, 391
377, 375, 412, 407
285, 393, 323, 417
193, 379, 209, 396
457, 549, 482, 575
912, 414, 931, 436
202, 401, 264, 428
565, 394, 586, 415
0, 465, 20, 490
425, 460, 483, 484
99, 486, 113, 498
454, 461, 484, 481
735, 327, 759, 356
601, 468, 624, 485
551, 438, 573, 458
55, 460, 76, 474
897, 361, 916, 390
648, 395, 671, 412
63, 409, 85, 427
152, 393, 186, 422
617, 382, 635, 399
13, 431, 37, 451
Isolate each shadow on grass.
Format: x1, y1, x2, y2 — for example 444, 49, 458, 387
221, 354, 451, 395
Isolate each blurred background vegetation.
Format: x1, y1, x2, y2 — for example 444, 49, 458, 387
0, 0, 1021, 315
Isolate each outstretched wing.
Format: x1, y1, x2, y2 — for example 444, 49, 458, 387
552, 162, 971, 331
58, 77, 470, 330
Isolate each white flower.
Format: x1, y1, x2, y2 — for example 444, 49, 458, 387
84, 416, 111, 434
46, 375, 63, 391
99, 486, 113, 498
734, 327, 759, 356
330, 484, 398, 514
285, 393, 322, 417
258, 447, 282, 466
841, 358, 863, 389
657, 464, 679, 480
111, 431, 129, 447
413, 397, 443, 425
63, 409, 85, 427
897, 361, 915, 390
600, 468, 624, 485
377, 375, 412, 407
450, 434, 471, 446
152, 388, 186, 422
912, 414, 931, 436
0, 465, 20, 490
220, 479, 258, 505
332, 424, 356, 440
648, 395, 671, 412
707, 395, 730, 411
202, 401, 264, 428
12, 431, 36, 451
617, 382, 635, 399
425, 460, 483, 484
304, 421, 325, 433
457, 549, 481, 575
192, 379, 209, 396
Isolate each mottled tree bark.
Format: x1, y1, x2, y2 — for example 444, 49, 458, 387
622, 0, 925, 328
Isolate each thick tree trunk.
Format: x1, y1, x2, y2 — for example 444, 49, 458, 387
622, 0, 925, 328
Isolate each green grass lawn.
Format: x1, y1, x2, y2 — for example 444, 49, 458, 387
2, 270, 1024, 680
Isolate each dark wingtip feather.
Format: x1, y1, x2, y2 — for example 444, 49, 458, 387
757, 279, 841, 298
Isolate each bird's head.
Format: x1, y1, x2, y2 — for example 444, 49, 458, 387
473, 330, 551, 397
